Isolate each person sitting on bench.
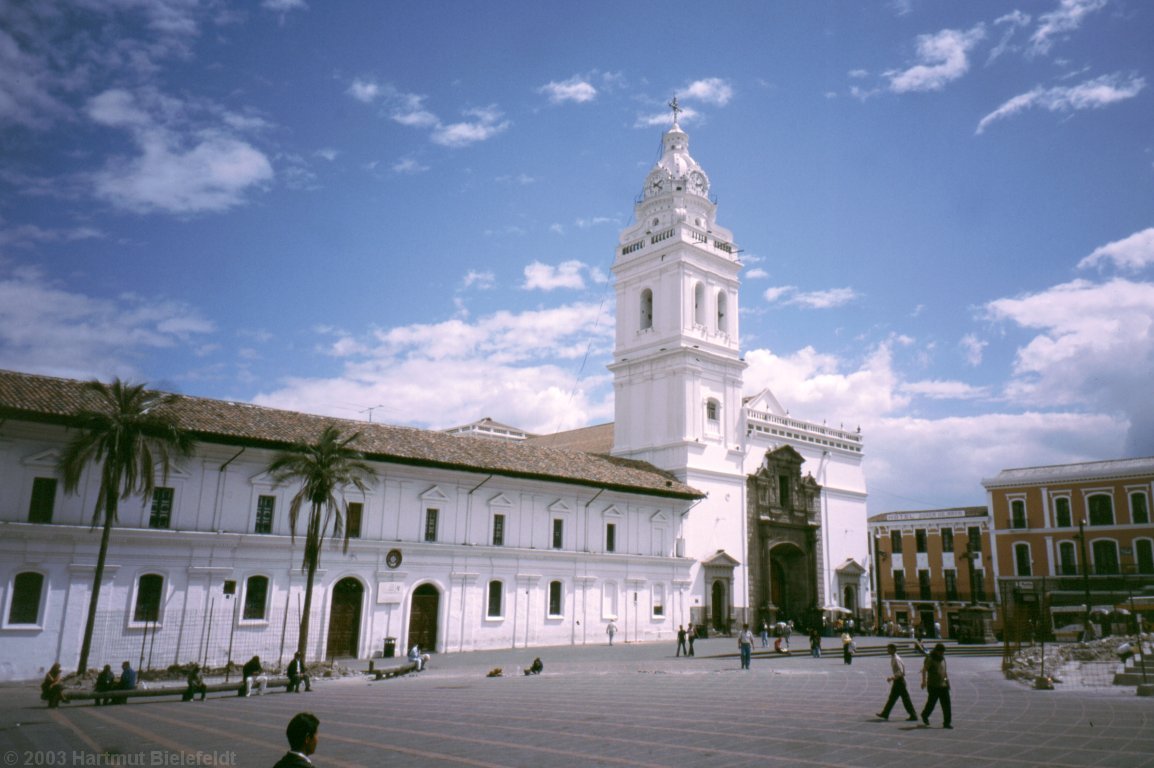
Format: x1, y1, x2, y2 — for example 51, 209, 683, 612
182, 663, 207, 701
41, 663, 67, 708
242, 655, 268, 696
408, 644, 430, 671
287, 652, 312, 692
113, 661, 136, 704
94, 664, 116, 706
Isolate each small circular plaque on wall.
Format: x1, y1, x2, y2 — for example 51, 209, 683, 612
386, 549, 403, 569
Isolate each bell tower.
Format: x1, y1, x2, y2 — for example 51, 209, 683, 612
609, 100, 747, 474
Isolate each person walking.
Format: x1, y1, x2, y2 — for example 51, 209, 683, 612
920, 643, 952, 728
737, 623, 755, 670
875, 644, 918, 721
606, 620, 618, 646
841, 632, 856, 665
687, 623, 696, 656
760, 621, 770, 648
676, 625, 688, 657
809, 628, 821, 658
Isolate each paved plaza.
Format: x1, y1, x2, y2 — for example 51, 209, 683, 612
3, 638, 1152, 768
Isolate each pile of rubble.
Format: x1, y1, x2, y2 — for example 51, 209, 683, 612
1004, 634, 1149, 687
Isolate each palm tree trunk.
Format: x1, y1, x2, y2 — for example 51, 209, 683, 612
296, 505, 322, 661
77, 495, 116, 676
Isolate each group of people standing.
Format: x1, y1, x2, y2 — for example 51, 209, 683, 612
876, 642, 952, 728
675, 624, 697, 657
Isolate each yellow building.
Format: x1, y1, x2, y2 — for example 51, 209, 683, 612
983, 457, 1154, 638
868, 507, 993, 640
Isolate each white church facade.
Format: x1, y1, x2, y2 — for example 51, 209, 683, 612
0, 114, 869, 681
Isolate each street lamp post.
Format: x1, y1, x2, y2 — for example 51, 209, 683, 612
1078, 518, 1092, 641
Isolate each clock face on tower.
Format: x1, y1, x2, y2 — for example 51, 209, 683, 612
689, 170, 709, 196
645, 172, 666, 198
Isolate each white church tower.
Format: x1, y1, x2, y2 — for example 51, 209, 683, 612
610, 101, 871, 632
609, 100, 753, 630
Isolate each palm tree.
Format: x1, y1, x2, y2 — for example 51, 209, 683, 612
266, 425, 377, 661
59, 379, 195, 676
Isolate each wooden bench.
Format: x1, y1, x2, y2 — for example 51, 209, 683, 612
366, 660, 418, 680
64, 676, 291, 704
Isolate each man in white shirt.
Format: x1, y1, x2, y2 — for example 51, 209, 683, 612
876, 643, 918, 721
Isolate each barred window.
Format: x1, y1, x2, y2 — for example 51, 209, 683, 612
134, 574, 163, 623
243, 575, 269, 620
28, 477, 57, 524
149, 488, 174, 529
255, 495, 275, 534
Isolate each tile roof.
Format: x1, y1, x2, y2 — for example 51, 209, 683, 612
0, 369, 701, 500
527, 423, 615, 453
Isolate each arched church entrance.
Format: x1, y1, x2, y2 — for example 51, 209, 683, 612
407, 583, 440, 653
843, 585, 857, 614
326, 577, 363, 659
769, 543, 810, 624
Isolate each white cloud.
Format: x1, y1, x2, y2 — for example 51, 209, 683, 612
988, 10, 1032, 63
959, 334, 987, 366
984, 276, 1154, 455
85, 88, 273, 214
522, 260, 601, 291
1078, 227, 1154, 272
392, 157, 428, 174
635, 106, 699, 128
887, 26, 986, 93
1029, 0, 1107, 57
0, 264, 215, 380
431, 106, 510, 148
900, 379, 989, 399
463, 270, 495, 290
763, 285, 857, 309
976, 72, 1145, 134
680, 78, 734, 106
263, 0, 308, 10
539, 77, 597, 104
347, 79, 381, 103
745, 268, 769, 279
252, 302, 615, 434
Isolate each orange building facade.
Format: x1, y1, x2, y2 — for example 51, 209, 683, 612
868, 507, 994, 639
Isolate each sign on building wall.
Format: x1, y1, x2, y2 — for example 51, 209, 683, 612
377, 581, 404, 604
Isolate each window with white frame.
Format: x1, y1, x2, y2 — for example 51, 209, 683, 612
1131, 492, 1150, 525
652, 583, 665, 617
640, 288, 653, 331
1136, 539, 1154, 574
1058, 541, 1077, 575
552, 518, 564, 550
486, 580, 503, 618
693, 281, 705, 326
255, 495, 275, 534
547, 580, 563, 617
1087, 494, 1114, 526
1010, 499, 1027, 529
242, 575, 269, 621
346, 501, 363, 539
492, 513, 505, 546
1014, 543, 1031, 576
7, 571, 45, 625
424, 508, 439, 542
1091, 539, 1120, 574
149, 487, 174, 529
716, 290, 727, 334
1054, 496, 1072, 528
606, 522, 616, 553
133, 574, 164, 623
28, 477, 57, 524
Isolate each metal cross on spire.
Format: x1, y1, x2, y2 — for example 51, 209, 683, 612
668, 96, 682, 124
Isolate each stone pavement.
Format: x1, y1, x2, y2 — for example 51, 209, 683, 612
2, 637, 1152, 768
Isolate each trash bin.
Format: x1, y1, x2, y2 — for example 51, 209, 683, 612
384, 637, 396, 658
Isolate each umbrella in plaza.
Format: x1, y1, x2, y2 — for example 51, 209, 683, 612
823, 605, 851, 614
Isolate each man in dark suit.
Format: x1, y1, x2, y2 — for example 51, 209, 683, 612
287, 652, 311, 693
273, 712, 319, 767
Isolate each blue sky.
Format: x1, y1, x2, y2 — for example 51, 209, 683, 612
2, 0, 1151, 513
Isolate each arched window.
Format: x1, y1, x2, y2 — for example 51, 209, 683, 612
1091, 539, 1120, 574
1014, 543, 1031, 576
486, 580, 503, 618
1131, 492, 1150, 524
547, 580, 563, 617
1087, 494, 1114, 526
716, 290, 728, 333
133, 574, 163, 623
7, 572, 44, 625
243, 575, 269, 621
1010, 499, 1027, 529
1058, 541, 1077, 575
1054, 497, 1072, 527
1137, 540, 1154, 574
693, 282, 705, 326
640, 289, 653, 331
706, 398, 720, 423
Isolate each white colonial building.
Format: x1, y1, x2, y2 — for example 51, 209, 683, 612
0, 113, 869, 681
